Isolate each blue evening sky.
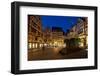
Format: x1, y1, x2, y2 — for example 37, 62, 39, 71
41, 15, 81, 32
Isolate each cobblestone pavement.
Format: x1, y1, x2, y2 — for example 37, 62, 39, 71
28, 47, 88, 61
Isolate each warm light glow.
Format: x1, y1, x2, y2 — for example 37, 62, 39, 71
54, 41, 58, 46
54, 41, 57, 44
29, 43, 32, 49
35, 43, 37, 48
63, 44, 66, 47
86, 37, 88, 45
32, 44, 34, 48
40, 44, 42, 47
44, 43, 47, 46
50, 43, 52, 46
79, 43, 84, 47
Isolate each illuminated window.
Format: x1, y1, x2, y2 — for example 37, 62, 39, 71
29, 43, 32, 49
32, 43, 34, 48
40, 44, 42, 47
35, 43, 37, 48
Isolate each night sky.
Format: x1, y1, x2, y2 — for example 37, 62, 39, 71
41, 15, 81, 32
